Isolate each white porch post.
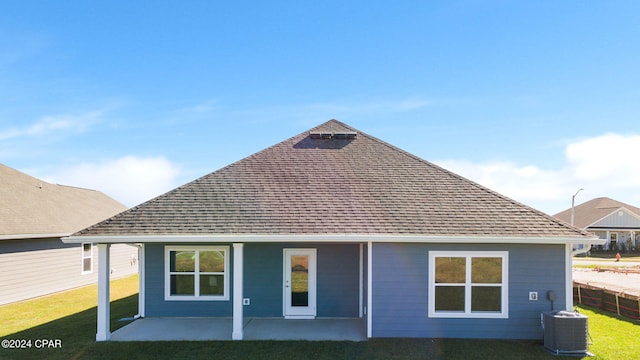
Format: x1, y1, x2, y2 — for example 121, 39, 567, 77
137, 244, 145, 318
565, 243, 573, 311
367, 241, 372, 338
96, 243, 111, 341
232, 243, 244, 340
359, 243, 363, 318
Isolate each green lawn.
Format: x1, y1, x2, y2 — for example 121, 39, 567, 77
1, 275, 639, 359
577, 306, 640, 359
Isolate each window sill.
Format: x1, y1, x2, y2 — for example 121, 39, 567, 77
164, 296, 229, 301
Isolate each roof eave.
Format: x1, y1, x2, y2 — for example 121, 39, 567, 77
1, 233, 71, 241
62, 234, 603, 245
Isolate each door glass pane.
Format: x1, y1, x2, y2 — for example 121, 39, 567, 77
291, 255, 309, 307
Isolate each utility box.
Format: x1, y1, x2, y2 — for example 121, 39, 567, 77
542, 311, 589, 356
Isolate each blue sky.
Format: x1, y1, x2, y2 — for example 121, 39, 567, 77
1, 1, 639, 215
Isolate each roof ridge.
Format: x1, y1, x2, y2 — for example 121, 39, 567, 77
56, 183, 102, 193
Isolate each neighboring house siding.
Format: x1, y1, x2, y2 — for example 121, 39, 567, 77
0, 239, 137, 305
591, 211, 640, 229
145, 243, 361, 318
371, 243, 566, 339
592, 231, 607, 240
109, 243, 139, 278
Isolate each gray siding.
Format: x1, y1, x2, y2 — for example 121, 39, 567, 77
145, 243, 361, 318
371, 243, 566, 339
0, 238, 138, 305
591, 210, 640, 228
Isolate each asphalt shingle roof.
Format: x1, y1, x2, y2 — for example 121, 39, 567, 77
1, 163, 127, 238
554, 197, 640, 229
75, 120, 591, 239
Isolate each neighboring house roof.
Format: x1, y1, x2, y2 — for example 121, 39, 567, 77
0, 164, 127, 239
554, 197, 640, 229
73, 120, 592, 240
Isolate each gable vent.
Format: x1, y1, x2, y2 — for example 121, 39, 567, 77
309, 131, 357, 140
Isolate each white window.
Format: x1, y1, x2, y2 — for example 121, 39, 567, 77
428, 251, 508, 318
82, 243, 93, 274
165, 246, 229, 301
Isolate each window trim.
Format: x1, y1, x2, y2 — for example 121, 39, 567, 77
164, 246, 230, 301
81, 243, 93, 274
428, 251, 508, 319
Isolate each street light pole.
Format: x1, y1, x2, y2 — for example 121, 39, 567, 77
571, 188, 584, 226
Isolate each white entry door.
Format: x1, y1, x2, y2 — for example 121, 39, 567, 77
283, 248, 316, 318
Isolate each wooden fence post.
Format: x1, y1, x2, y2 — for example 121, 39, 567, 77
577, 285, 582, 305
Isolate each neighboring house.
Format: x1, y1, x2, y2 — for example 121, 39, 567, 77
65, 120, 602, 341
0, 164, 138, 305
555, 197, 640, 251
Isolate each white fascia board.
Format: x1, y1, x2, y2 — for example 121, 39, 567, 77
1, 233, 71, 240
63, 233, 603, 245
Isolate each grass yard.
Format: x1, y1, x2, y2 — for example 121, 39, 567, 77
577, 306, 640, 359
1, 275, 638, 359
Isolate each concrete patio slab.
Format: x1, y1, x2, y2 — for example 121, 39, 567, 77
111, 317, 366, 342
243, 318, 366, 341
111, 317, 233, 341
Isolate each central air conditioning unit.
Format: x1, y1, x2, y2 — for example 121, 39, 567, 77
542, 311, 590, 356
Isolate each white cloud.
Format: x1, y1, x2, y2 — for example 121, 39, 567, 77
0, 110, 105, 140
435, 133, 640, 215
178, 99, 218, 114
566, 133, 640, 186
49, 156, 182, 207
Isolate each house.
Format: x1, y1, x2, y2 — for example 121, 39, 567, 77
64, 120, 602, 341
0, 164, 138, 305
555, 197, 640, 251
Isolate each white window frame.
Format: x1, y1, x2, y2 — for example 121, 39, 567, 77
81, 243, 93, 274
164, 246, 230, 301
428, 251, 508, 319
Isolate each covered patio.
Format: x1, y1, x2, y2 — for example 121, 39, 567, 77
111, 317, 367, 341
